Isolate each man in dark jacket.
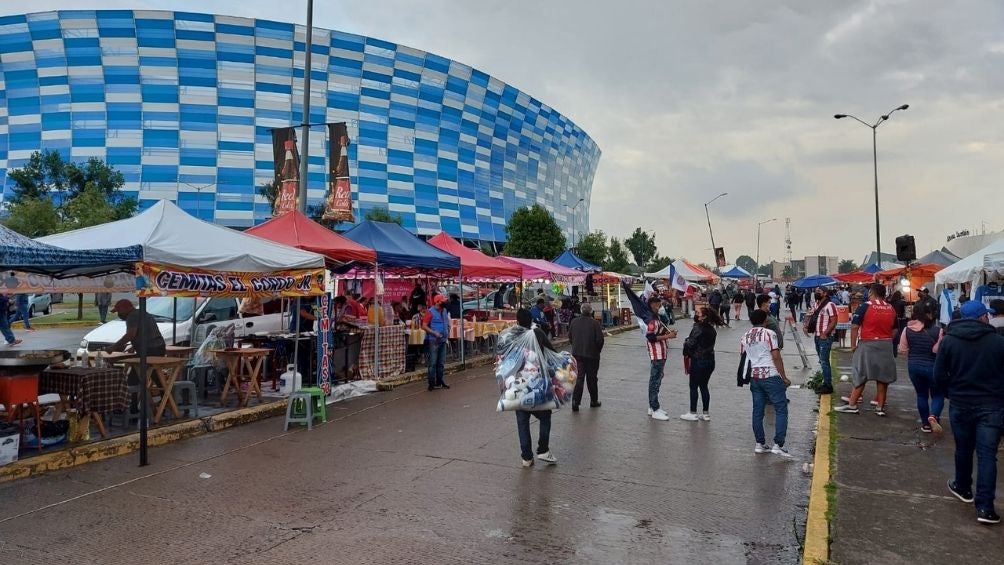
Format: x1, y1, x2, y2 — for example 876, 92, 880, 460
934, 301, 1004, 525
568, 303, 605, 411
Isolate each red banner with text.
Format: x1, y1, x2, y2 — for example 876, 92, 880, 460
323, 122, 354, 222
137, 263, 325, 298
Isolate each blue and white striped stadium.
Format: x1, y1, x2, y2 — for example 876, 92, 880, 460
0, 10, 600, 244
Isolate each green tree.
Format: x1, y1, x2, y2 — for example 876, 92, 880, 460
60, 184, 134, 231
604, 237, 631, 273
838, 259, 859, 273
257, 179, 280, 214
504, 204, 566, 259
364, 206, 403, 225
735, 254, 757, 274
624, 228, 657, 268
479, 243, 498, 257
576, 231, 608, 266
645, 254, 673, 273
2, 197, 60, 237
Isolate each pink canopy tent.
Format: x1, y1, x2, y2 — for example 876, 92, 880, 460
498, 256, 587, 284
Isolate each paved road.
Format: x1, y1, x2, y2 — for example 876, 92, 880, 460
8, 326, 92, 352
0, 321, 816, 564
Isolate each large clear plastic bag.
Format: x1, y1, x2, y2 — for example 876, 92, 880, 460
495, 325, 577, 411
192, 323, 236, 371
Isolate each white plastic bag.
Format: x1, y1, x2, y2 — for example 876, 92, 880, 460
494, 326, 577, 411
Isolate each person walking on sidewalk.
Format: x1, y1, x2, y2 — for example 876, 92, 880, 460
514, 308, 558, 467
646, 295, 678, 421
805, 288, 838, 395
756, 294, 784, 351
422, 295, 451, 391
732, 289, 745, 321
898, 302, 945, 433
9, 293, 34, 331
836, 284, 898, 416
744, 287, 757, 321
740, 309, 792, 457
568, 303, 604, 412
935, 301, 1004, 524
95, 292, 112, 324
0, 294, 22, 346
681, 306, 725, 422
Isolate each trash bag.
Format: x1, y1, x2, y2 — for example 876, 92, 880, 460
494, 325, 577, 412
192, 323, 236, 372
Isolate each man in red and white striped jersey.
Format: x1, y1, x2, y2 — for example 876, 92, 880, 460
646, 295, 678, 420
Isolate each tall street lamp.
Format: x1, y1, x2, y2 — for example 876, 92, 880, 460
703, 192, 728, 267
755, 218, 777, 280
568, 198, 585, 248
834, 103, 909, 267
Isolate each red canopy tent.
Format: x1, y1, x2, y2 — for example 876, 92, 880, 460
245, 210, 377, 264
833, 271, 875, 284
427, 232, 521, 281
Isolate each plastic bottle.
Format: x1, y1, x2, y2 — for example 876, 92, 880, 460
95, 351, 104, 368
279, 364, 302, 395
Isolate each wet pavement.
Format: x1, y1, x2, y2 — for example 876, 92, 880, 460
828, 348, 1004, 565
0, 320, 817, 564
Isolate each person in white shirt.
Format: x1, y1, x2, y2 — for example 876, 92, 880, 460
840, 288, 851, 306
740, 309, 792, 457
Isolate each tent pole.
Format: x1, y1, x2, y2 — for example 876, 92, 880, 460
139, 296, 149, 466
373, 263, 380, 378
292, 296, 301, 387
172, 298, 177, 346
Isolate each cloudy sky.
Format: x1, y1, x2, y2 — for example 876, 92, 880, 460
10, 1, 1004, 265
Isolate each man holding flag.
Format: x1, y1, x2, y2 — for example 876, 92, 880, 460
623, 282, 680, 420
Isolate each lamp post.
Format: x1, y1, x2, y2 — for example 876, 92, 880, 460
568, 198, 585, 248
181, 181, 214, 220
703, 192, 728, 268
834, 104, 909, 268
755, 218, 777, 281
297, 0, 314, 214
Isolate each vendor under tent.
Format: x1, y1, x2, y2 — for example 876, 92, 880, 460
40, 200, 327, 466
245, 210, 377, 265
551, 249, 602, 272
791, 274, 839, 288
719, 264, 753, 279
934, 237, 1004, 297
428, 233, 521, 282
874, 263, 943, 302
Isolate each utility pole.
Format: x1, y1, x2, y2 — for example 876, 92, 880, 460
297, 0, 314, 214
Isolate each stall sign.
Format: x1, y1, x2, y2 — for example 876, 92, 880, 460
137, 263, 326, 298
316, 293, 333, 394
1, 272, 135, 294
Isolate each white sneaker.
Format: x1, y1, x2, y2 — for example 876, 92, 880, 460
699, 412, 711, 422
647, 407, 654, 415
650, 409, 670, 421
771, 444, 794, 458
680, 412, 699, 421
536, 451, 557, 465
754, 443, 770, 454
521, 458, 534, 468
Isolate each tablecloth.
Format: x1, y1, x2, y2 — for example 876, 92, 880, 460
39, 367, 127, 415
359, 325, 406, 380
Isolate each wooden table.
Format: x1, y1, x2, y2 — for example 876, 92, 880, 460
119, 356, 188, 424
211, 348, 271, 407
164, 345, 196, 359
39, 367, 126, 439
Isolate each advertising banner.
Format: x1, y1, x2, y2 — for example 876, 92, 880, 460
271, 127, 300, 216
323, 122, 354, 222
137, 263, 325, 298
714, 247, 727, 268
316, 293, 333, 394
0, 272, 135, 294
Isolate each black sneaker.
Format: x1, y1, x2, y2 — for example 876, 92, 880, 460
571, 404, 580, 412
440, 383, 450, 389
816, 385, 834, 395
948, 479, 974, 503
977, 509, 1001, 524
427, 385, 435, 391
590, 402, 602, 408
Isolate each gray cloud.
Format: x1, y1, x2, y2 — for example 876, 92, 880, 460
11, 0, 1004, 262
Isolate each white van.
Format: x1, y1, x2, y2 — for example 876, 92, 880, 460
80, 296, 290, 351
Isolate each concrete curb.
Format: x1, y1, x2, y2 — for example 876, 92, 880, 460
14, 321, 101, 329
803, 393, 832, 564
0, 399, 286, 484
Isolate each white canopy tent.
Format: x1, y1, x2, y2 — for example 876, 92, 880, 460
40, 200, 325, 271
645, 259, 716, 282
934, 238, 1004, 296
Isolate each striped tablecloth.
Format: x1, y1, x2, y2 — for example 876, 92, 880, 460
39, 367, 127, 415
359, 325, 406, 380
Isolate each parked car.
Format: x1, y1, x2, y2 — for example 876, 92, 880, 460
50, 293, 64, 304
80, 296, 288, 351
6, 294, 51, 318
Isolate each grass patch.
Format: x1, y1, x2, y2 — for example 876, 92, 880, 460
825, 404, 838, 529
21, 310, 103, 326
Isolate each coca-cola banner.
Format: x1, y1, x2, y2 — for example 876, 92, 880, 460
324, 122, 354, 222
271, 127, 300, 216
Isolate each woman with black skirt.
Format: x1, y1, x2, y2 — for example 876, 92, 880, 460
681, 306, 727, 421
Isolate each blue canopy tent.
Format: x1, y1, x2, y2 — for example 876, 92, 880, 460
791, 274, 839, 288
0, 224, 142, 278
552, 250, 602, 272
861, 263, 882, 274
719, 264, 753, 279
340, 221, 460, 277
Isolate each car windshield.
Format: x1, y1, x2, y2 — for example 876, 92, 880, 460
144, 297, 198, 322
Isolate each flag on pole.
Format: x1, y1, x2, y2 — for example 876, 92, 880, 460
669, 264, 688, 292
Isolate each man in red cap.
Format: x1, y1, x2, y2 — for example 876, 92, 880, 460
421, 294, 451, 391
105, 299, 166, 357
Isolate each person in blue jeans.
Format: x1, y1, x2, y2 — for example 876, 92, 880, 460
807, 289, 837, 395
9, 293, 33, 331
898, 303, 945, 433
934, 301, 1004, 524
740, 310, 792, 457
513, 308, 558, 467
680, 306, 726, 421
0, 294, 21, 346
422, 295, 451, 391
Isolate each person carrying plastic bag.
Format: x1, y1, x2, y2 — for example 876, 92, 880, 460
495, 308, 577, 468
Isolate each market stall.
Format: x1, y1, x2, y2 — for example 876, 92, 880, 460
934, 238, 1004, 301
874, 263, 943, 303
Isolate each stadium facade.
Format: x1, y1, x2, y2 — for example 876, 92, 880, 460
0, 10, 600, 244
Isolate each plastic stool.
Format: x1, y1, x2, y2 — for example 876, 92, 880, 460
284, 387, 326, 431
172, 381, 199, 418
114, 385, 153, 429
